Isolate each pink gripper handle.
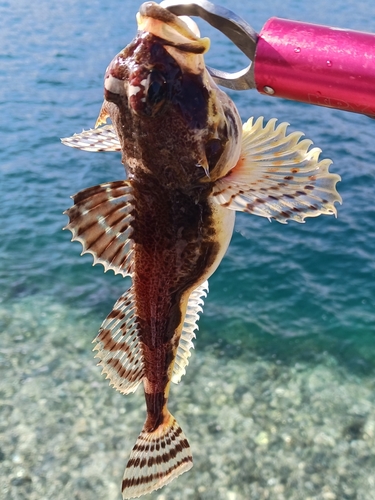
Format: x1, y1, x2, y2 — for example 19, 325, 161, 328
254, 18, 375, 117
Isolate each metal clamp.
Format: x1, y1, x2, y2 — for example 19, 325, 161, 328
161, 0, 258, 90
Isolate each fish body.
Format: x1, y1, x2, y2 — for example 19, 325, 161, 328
63, 3, 341, 498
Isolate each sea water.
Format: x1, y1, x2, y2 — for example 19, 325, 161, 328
0, 0, 374, 499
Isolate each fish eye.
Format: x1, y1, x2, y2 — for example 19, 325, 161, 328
146, 70, 169, 111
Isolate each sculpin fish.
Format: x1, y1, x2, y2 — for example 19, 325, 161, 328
62, 2, 341, 498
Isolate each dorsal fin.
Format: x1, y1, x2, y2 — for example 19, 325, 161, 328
172, 280, 208, 384
212, 117, 341, 223
93, 285, 145, 395
64, 181, 135, 277
61, 125, 121, 152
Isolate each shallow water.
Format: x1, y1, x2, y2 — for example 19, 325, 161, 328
1, 0, 375, 499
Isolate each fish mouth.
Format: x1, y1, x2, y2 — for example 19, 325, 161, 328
102, 2, 211, 115
137, 2, 210, 61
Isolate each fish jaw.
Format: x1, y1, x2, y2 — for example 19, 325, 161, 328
100, 2, 242, 187
137, 1, 210, 74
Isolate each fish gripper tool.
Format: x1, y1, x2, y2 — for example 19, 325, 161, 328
162, 0, 375, 117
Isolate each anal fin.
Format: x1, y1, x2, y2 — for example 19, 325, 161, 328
172, 280, 208, 384
93, 285, 145, 395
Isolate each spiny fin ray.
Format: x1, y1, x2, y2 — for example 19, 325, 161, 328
64, 181, 135, 277
172, 280, 208, 384
61, 124, 121, 152
122, 412, 192, 499
212, 117, 341, 223
93, 285, 144, 395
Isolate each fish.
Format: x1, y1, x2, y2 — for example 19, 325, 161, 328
62, 2, 341, 498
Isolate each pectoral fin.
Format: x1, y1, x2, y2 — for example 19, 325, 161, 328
61, 125, 121, 152
64, 180, 134, 276
212, 117, 341, 223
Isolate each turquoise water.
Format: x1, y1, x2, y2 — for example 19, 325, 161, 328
1, 0, 375, 499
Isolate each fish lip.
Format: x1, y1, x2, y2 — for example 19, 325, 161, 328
139, 1, 178, 25
137, 2, 210, 55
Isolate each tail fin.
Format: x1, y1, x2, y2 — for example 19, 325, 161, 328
122, 411, 192, 499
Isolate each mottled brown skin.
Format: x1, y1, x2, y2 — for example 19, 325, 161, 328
133, 177, 219, 431
103, 32, 229, 432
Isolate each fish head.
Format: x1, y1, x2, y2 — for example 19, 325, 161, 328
100, 2, 242, 185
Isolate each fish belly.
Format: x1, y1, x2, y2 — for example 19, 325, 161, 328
132, 183, 234, 409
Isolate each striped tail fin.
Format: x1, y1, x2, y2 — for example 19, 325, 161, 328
122, 411, 192, 499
